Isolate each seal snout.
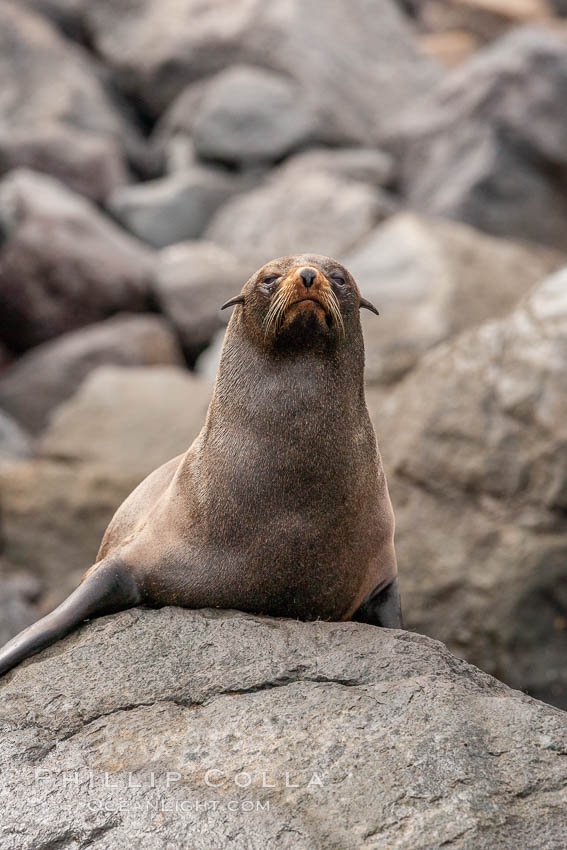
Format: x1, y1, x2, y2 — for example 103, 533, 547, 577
299, 268, 316, 289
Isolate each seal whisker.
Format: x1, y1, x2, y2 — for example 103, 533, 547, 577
263, 283, 294, 338
323, 288, 345, 337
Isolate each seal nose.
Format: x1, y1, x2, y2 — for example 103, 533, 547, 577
300, 268, 316, 289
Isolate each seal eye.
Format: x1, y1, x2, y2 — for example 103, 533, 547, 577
262, 273, 279, 291
330, 273, 346, 287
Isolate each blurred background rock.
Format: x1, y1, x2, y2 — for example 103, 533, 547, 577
0, 0, 566, 709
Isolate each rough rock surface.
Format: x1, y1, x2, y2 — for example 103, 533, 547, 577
0, 608, 566, 849
372, 266, 567, 707
0, 367, 211, 595
391, 28, 567, 249
81, 0, 439, 142
0, 2, 136, 197
166, 64, 317, 166
107, 166, 246, 249
0, 315, 185, 435
152, 241, 253, 361
347, 213, 564, 384
0, 170, 154, 352
0, 412, 32, 461
206, 161, 395, 267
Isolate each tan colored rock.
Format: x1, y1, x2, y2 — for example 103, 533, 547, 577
39, 366, 211, 480
421, 0, 553, 42
0, 367, 211, 597
419, 30, 480, 67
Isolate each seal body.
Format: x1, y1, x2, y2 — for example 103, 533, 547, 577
0, 254, 400, 676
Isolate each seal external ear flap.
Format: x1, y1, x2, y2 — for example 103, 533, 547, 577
359, 297, 379, 316
220, 295, 245, 310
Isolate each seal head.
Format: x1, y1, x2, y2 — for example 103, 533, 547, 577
222, 253, 379, 350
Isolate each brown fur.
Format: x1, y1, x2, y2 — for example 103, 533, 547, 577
0, 254, 398, 676
95, 253, 397, 619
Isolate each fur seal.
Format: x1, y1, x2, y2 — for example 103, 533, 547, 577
0, 254, 401, 676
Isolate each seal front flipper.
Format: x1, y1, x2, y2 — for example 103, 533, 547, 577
0, 558, 141, 677
352, 577, 403, 629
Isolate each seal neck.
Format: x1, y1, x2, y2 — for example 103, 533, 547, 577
209, 315, 366, 430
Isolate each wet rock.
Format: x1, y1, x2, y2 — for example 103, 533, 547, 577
0, 608, 566, 849
0, 315, 185, 435
0, 169, 154, 352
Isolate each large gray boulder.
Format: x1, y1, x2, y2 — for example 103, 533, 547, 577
152, 241, 253, 361
159, 64, 317, 167
206, 158, 395, 267
0, 124, 128, 203
38, 365, 211, 475
0, 2, 136, 198
391, 28, 567, 249
1, 608, 566, 849
348, 213, 564, 384
0, 366, 211, 596
0, 169, 154, 352
107, 166, 246, 249
371, 266, 567, 708
81, 0, 439, 141
0, 314, 185, 435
